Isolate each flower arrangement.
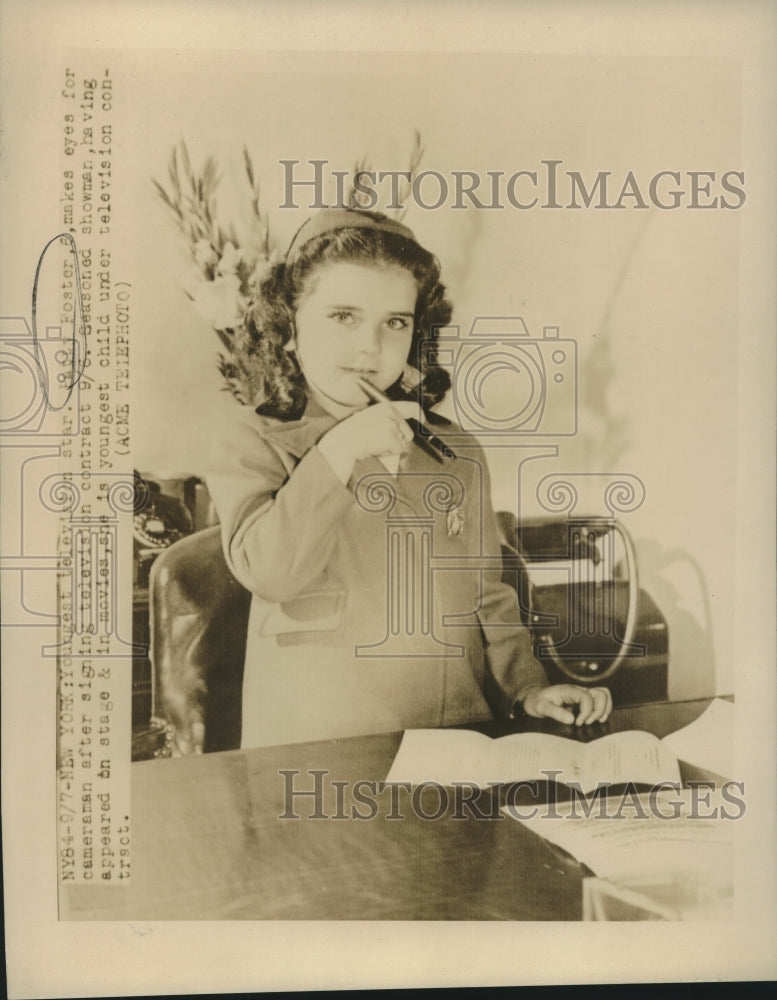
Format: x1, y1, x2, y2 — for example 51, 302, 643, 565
153, 135, 424, 403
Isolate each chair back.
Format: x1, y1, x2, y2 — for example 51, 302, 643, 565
149, 525, 250, 752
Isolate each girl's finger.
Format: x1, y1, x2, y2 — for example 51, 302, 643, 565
582, 687, 611, 724
595, 687, 612, 721
388, 414, 413, 443
575, 690, 596, 726
542, 703, 577, 725
392, 401, 426, 425
387, 411, 410, 435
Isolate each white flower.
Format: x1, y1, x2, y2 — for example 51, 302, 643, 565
216, 242, 241, 276
186, 273, 247, 331
192, 239, 218, 273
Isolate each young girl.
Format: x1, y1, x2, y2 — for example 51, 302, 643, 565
207, 208, 611, 748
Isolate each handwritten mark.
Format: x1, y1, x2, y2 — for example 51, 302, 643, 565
31, 232, 87, 411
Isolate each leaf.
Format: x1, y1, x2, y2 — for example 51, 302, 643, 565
169, 147, 182, 201
410, 129, 425, 171
152, 178, 175, 211
180, 139, 192, 179
203, 156, 220, 194
396, 129, 425, 219
214, 328, 234, 351
167, 166, 179, 201
243, 145, 255, 188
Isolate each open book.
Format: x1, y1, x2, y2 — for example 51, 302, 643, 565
385, 727, 681, 792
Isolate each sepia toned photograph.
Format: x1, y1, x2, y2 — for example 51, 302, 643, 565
1, 1, 775, 995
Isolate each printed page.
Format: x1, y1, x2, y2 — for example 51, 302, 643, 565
581, 730, 681, 789
487, 732, 589, 785
386, 728, 678, 791
384, 728, 492, 785
386, 729, 592, 786
506, 788, 734, 886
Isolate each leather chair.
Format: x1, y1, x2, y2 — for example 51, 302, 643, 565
149, 524, 250, 753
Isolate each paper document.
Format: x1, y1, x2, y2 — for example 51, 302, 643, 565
385, 728, 681, 791
505, 788, 734, 886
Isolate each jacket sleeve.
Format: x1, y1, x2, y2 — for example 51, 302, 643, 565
470, 443, 549, 717
206, 408, 355, 602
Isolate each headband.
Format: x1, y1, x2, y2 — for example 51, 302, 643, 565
284, 208, 422, 266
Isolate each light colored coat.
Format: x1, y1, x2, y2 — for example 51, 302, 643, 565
207, 400, 547, 748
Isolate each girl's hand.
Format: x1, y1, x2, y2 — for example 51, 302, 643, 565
318, 402, 425, 483
521, 684, 613, 727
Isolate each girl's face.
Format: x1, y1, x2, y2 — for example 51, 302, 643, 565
293, 261, 417, 407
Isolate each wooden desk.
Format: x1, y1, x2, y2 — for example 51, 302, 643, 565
61, 697, 726, 921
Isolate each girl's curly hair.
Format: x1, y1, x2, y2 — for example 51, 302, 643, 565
240, 221, 453, 420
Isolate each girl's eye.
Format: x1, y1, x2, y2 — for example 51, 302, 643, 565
386, 317, 411, 331
329, 310, 355, 324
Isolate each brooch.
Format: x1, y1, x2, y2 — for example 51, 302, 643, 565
446, 507, 465, 538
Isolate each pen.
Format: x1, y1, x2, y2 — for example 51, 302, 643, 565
355, 377, 457, 463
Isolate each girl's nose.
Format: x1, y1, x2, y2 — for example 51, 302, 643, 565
359, 322, 382, 355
